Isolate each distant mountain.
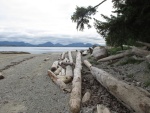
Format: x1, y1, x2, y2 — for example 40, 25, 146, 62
0, 41, 33, 46
0, 41, 93, 47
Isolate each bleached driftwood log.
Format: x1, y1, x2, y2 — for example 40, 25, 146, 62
82, 50, 88, 56
98, 47, 150, 62
63, 57, 70, 62
92, 47, 108, 60
61, 52, 66, 60
47, 70, 70, 92
84, 60, 150, 113
61, 68, 66, 76
68, 51, 73, 63
136, 41, 150, 48
97, 104, 110, 113
82, 90, 91, 104
66, 65, 73, 78
69, 51, 82, 113
51, 61, 59, 72
54, 66, 62, 75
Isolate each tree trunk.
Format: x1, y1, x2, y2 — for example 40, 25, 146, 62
136, 41, 150, 48
68, 51, 73, 63
89, 47, 93, 54
98, 47, 150, 62
84, 60, 150, 113
69, 51, 82, 113
51, 61, 59, 72
47, 70, 70, 92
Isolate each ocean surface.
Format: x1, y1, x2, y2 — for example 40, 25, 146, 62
0, 47, 88, 54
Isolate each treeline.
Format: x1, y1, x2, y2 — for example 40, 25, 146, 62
71, 0, 150, 49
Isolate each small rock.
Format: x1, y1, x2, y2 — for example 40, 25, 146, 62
0, 73, 4, 80
136, 82, 141, 87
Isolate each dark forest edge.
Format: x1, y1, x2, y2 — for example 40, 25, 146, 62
71, 0, 150, 50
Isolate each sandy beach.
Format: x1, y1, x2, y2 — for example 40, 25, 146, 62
0, 53, 70, 113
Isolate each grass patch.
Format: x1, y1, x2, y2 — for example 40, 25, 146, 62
144, 80, 150, 87
88, 56, 92, 60
108, 46, 131, 55
118, 58, 143, 66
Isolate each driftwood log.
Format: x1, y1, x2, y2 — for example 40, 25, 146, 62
61, 68, 66, 76
54, 66, 62, 75
136, 41, 150, 48
84, 60, 150, 113
51, 61, 59, 72
47, 70, 70, 92
98, 47, 150, 62
66, 65, 73, 78
69, 51, 82, 113
68, 51, 73, 63
61, 52, 66, 60
82, 50, 88, 56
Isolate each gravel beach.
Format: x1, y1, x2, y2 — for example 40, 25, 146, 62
0, 53, 70, 113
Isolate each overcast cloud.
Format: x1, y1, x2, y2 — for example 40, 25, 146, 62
0, 0, 113, 45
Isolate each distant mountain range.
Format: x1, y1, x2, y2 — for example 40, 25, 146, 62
0, 41, 94, 47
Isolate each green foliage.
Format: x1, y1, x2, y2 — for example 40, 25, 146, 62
71, 6, 96, 31
71, 0, 150, 46
118, 58, 143, 66
144, 80, 150, 87
108, 46, 130, 55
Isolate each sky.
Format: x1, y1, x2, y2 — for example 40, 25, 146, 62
0, 0, 113, 45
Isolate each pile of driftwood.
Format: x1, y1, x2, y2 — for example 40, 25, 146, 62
48, 51, 74, 92
47, 41, 150, 113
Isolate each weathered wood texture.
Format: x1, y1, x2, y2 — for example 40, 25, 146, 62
47, 70, 70, 92
84, 60, 150, 113
82, 50, 88, 56
61, 52, 66, 60
98, 47, 150, 62
136, 41, 150, 48
54, 66, 62, 75
68, 51, 73, 63
51, 61, 59, 72
69, 51, 82, 113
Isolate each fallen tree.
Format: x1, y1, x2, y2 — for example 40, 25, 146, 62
136, 41, 150, 48
98, 47, 150, 62
61, 52, 66, 60
69, 51, 82, 113
84, 60, 150, 113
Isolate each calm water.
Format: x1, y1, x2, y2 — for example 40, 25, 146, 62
0, 47, 88, 54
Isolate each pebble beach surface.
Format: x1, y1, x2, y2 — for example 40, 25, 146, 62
0, 53, 70, 113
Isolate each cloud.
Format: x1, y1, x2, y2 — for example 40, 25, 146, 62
0, 0, 113, 45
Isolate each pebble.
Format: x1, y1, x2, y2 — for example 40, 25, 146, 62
0, 72, 4, 80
